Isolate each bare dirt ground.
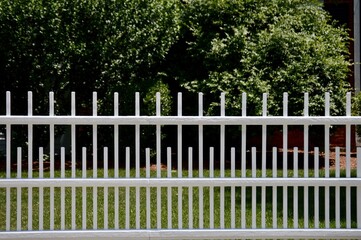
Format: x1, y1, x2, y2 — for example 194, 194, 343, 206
327, 151, 357, 170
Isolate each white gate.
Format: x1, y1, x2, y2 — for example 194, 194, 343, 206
0, 91, 361, 239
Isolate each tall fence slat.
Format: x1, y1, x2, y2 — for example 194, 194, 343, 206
5, 88, 10, 230
324, 92, 331, 228
27, 91, 33, 231
71, 92, 76, 230
113, 92, 119, 230
346, 92, 352, 229
283, 93, 288, 229
177, 93, 183, 230
261, 93, 267, 229
198, 93, 204, 229
241, 92, 247, 229
49, 92, 55, 231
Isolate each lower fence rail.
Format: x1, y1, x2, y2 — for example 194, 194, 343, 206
1, 229, 361, 240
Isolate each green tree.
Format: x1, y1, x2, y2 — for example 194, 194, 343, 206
166, 0, 351, 116
0, 0, 180, 115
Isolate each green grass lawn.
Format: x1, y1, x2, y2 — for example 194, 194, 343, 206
0, 168, 358, 231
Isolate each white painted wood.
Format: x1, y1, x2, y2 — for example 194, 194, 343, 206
314, 147, 319, 229
336, 147, 340, 229
293, 147, 298, 229
357, 147, 361, 229
146, 148, 151, 230
92, 92, 98, 230
209, 147, 214, 229
188, 147, 193, 229
113, 93, 119, 230
167, 147, 172, 229
1, 90, 360, 239
1, 229, 361, 240
5, 92, 11, 232
3, 115, 361, 125
177, 93, 183, 230
17, 147, 22, 231
39, 148, 44, 231
71, 92, 76, 230
82, 147, 87, 230
272, 147, 277, 229
220, 93, 225, 229
252, 147, 257, 229
283, 93, 288, 229
27, 92, 33, 231
346, 92, 351, 229
324, 92, 331, 227
125, 147, 130, 230
104, 147, 109, 230
231, 147, 235, 229
61, 147, 65, 230
198, 93, 204, 229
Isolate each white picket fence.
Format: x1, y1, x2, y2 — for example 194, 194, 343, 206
0, 91, 361, 239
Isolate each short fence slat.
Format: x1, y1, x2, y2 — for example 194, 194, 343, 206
104, 147, 109, 230
230, 148, 236, 229
61, 147, 65, 230
125, 147, 130, 230
357, 147, 361, 229
188, 147, 193, 229
146, 148, 151, 230
39, 148, 44, 231
336, 147, 341, 229
314, 147, 319, 229
82, 147, 87, 230
209, 147, 214, 229
17, 147, 22, 231
251, 147, 257, 229
167, 147, 172, 229
272, 147, 277, 229
293, 147, 299, 229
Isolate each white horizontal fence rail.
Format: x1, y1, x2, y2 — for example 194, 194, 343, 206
0, 91, 361, 240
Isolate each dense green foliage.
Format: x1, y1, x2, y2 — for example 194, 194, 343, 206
167, 0, 351, 116
0, 0, 352, 158
0, 0, 180, 115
